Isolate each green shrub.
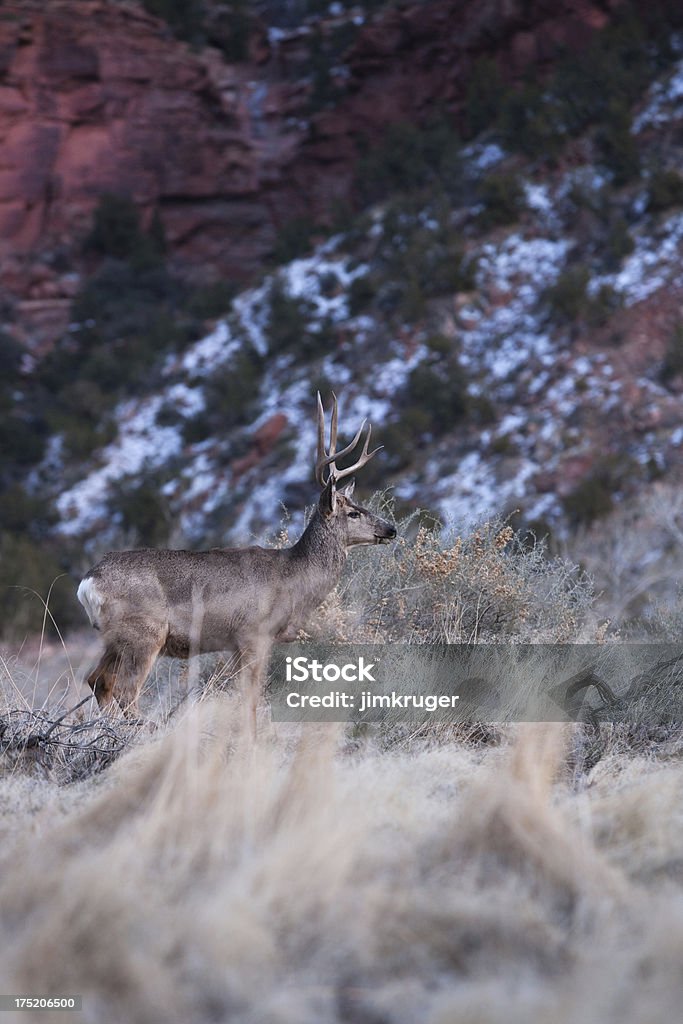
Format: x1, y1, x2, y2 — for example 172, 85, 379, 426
361, 349, 471, 486
271, 217, 316, 265
0, 413, 47, 468
661, 323, 683, 383
596, 102, 640, 185
405, 357, 469, 436
84, 194, 164, 268
186, 280, 236, 319
356, 116, 462, 206
0, 330, 22, 382
542, 265, 588, 324
43, 261, 192, 403
266, 280, 312, 354
372, 198, 476, 318
155, 403, 186, 429
647, 169, 683, 212
108, 471, 172, 548
201, 346, 264, 432
0, 531, 80, 639
562, 456, 635, 527
181, 411, 214, 446
490, 433, 516, 456
563, 474, 614, 526
351, 421, 418, 488
49, 411, 117, 462
552, 7, 656, 136
85, 193, 140, 259
424, 333, 452, 355
263, 280, 336, 358
182, 345, 264, 444
143, 0, 259, 57
464, 57, 505, 139
588, 283, 622, 327
307, 28, 340, 111
0, 484, 52, 533
490, 4, 674, 162
204, 1, 253, 61
498, 83, 564, 159
603, 215, 635, 269
543, 265, 621, 327
141, 0, 204, 41
477, 173, 526, 229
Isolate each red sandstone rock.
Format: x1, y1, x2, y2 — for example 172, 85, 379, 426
0, 0, 632, 346
254, 413, 289, 453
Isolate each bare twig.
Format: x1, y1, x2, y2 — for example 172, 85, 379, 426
0, 697, 141, 782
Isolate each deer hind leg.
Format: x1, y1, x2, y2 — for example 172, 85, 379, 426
235, 641, 271, 740
87, 626, 165, 717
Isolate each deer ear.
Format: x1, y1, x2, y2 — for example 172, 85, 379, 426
319, 477, 337, 517
340, 478, 355, 499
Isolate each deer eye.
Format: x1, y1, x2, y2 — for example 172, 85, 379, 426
348, 511, 361, 519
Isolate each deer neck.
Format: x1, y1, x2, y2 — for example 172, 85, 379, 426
289, 509, 347, 598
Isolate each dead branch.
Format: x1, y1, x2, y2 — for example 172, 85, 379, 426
0, 697, 141, 782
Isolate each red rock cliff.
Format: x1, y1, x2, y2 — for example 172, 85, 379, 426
0, 0, 625, 344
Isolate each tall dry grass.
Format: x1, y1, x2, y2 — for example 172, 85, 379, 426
1, 695, 683, 1023
2, 513, 683, 1022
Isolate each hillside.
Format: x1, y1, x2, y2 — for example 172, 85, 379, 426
3, 0, 683, 635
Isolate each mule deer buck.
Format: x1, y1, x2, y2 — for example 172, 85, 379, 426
78, 393, 396, 728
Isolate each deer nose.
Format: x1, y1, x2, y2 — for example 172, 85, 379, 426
385, 525, 397, 539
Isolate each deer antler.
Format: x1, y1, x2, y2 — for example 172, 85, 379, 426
315, 392, 383, 487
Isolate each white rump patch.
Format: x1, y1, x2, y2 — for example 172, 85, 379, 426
77, 576, 104, 629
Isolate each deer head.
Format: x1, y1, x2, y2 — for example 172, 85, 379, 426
315, 392, 396, 547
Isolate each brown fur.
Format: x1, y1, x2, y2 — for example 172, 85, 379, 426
79, 398, 395, 726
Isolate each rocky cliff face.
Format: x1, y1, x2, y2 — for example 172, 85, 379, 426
0, 0, 625, 347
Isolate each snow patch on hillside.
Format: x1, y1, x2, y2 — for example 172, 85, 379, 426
54, 249, 372, 542
633, 58, 683, 132
435, 451, 538, 527
460, 233, 569, 381
56, 397, 182, 536
592, 211, 683, 304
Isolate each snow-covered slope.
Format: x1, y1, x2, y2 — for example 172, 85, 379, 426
47, 59, 683, 552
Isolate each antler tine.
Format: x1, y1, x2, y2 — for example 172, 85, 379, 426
315, 418, 367, 477
315, 391, 327, 486
314, 393, 382, 488
324, 390, 339, 481
329, 391, 338, 459
334, 421, 384, 482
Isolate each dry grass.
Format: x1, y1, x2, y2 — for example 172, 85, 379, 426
2, 515, 683, 1022
1, 695, 683, 1024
